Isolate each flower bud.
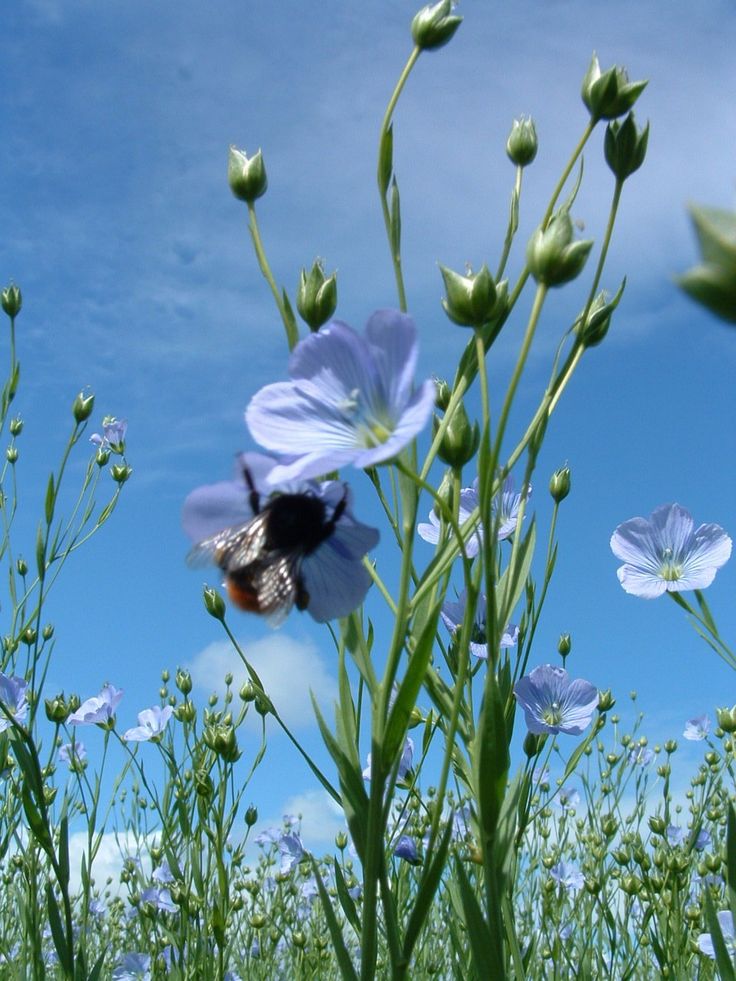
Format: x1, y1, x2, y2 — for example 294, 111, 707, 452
574, 282, 625, 348
6, 447, 17, 464
1, 284, 22, 318
9, 417, 22, 437
433, 403, 480, 469
581, 54, 647, 122
523, 731, 546, 758
678, 204, 736, 325
526, 212, 593, 287
411, 0, 462, 51
175, 668, 192, 695
204, 723, 241, 763
648, 815, 666, 835
434, 378, 451, 411
96, 448, 110, 467
194, 768, 214, 800
506, 116, 538, 167
440, 263, 497, 327
174, 700, 197, 724
716, 706, 736, 733
203, 586, 226, 621
72, 391, 95, 424
604, 113, 649, 182
296, 260, 337, 332
335, 831, 348, 851
664, 739, 677, 755
245, 804, 258, 827
45, 695, 69, 723
557, 633, 572, 656
549, 466, 571, 503
110, 464, 133, 484
228, 146, 268, 203
21, 627, 37, 647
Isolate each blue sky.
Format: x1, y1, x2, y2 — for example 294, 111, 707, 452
2, 0, 736, 856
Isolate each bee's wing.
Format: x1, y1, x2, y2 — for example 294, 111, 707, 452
186, 514, 270, 571
250, 553, 301, 628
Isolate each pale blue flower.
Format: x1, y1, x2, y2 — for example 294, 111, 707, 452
68, 683, 123, 726
698, 910, 736, 959
550, 861, 584, 893
59, 741, 87, 766
558, 786, 580, 810
246, 310, 436, 482
514, 665, 598, 735
112, 953, 151, 981
441, 590, 518, 660
417, 475, 529, 553
683, 714, 711, 741
363, 737, 413, 781
152, 860, 175, 884
628, 745, 655, 766
394, 835, 420, 864
278, 832, 305, 874
140, 886, 177, 914
666, 825, 686, 846
611, 503, 731, 598
0, 673, 29, 732
123, 705, 173, 742
90, 417, 127, 453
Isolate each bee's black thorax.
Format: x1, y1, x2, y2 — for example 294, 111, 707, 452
264, 493, 331, 554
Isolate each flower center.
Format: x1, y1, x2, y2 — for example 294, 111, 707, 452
337, 388, 393, 448
658, 546, 683, 582
542, 701, 563, 726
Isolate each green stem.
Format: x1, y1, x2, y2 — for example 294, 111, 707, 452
247, 202, 298, 350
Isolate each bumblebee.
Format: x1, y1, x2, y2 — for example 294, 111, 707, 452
187, 466, 348, 626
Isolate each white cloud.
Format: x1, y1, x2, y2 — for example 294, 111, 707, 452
187, 633, 338, 731
67, 828, 151, 896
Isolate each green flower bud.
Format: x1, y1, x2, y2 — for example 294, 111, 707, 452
648, 815, 666, 835
45, 695, 69, 723
174, 700, 196, 724
194, 768, 214, 800
581, 54, 647, 122
245, 804, 258, 827
664, 739, 677, 755
9, 416, 22, 437
432, 403, 479, 468
175, 668, 192, 695
411, 0, 462, 51
557, 633, 572, 656
574, 282, 625, 348
96, 448, 110, 467
621, 874, 642, 896
72, 391, 95, 424
678, 204, 736, 324
1, 284, 22, 318
110, 464, 133, 484
293, 931, 307, 949
6, 447, 18, 464
21, 627, 37, 647
601, 815, 618, 838
335, 831, 348, 851
604, 113, 649, 182
597, 689, 615, 712
250, 913, 266, 929
526, 212, 593, 287
204, 722, 241, 763
523, 731, 546, 758
716, 706, 736, 733
506, 116, 538, 167
296, 260, 337, 331
434, 378, 451, 411
228, 146, 268, 203
203, 586, 226, 621
549, 466, 571, 503
439, 263, 497, 327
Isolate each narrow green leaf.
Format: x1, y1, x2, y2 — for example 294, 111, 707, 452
45, 473, 55, 525
378, 123, 394, 197
334, 860, 361, 936
282, 288, 299, 349
403, 814, 453, 961
472, 669, 509, 845
727, 803, 736, 922
497, 519, 536, 628
58, 814, 70, 892
390, 178, 401, 257
312, 696, 368, 860
47, 883, 73, 975
312, 859, 358, 981
454, 859, 498, 979
87, 950, 106, 981
704, 887, 736, 981
383, 604, 440, 769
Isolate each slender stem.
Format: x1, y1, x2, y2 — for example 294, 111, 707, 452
496, 166, 523, 282
247, 202, 298, 350
377, 46, 421, 312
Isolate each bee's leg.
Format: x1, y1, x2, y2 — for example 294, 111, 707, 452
322, 484, 349, 540
242, 464, 261, 515
295, 576, 310, 611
